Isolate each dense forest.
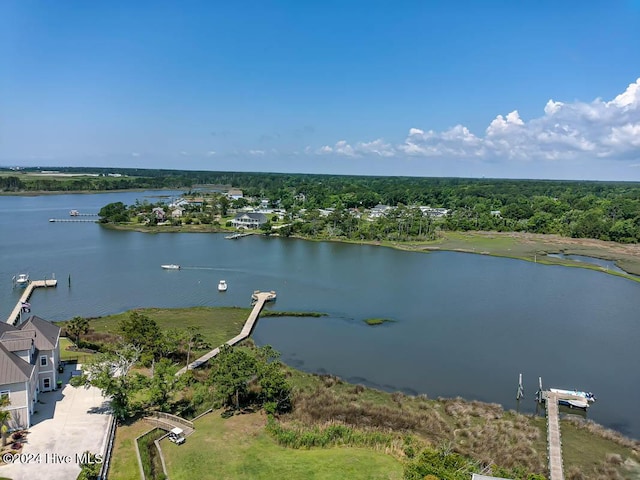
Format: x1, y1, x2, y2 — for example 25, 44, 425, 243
4, 167, 640, 242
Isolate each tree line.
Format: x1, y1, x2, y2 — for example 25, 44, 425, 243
6, 166, 640, 242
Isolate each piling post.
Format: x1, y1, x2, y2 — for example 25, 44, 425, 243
516, 373, 524, 400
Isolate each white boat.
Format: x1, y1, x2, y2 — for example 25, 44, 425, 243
558, 396, 590, 409
218, 280, 228, 292
550, 388, 596, 403
161, 264, 180, 270
14, 273, 30, 287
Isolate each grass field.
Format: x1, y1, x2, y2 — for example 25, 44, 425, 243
58, 336, 96, 363
377, 230, 640, 278
88, 306, 253, 352
161, 411, 403, 480
108, 419, 155, 480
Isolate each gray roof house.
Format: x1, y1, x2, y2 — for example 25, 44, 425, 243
0, 315, 61, 430
231, 212, 268, 229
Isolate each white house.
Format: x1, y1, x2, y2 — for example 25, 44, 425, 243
0, 316, 61, 430
227, 189, 244, 200
231, 212, 268, 229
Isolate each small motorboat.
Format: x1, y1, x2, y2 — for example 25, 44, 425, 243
550, 388, 596, 403
218, 280, 228, 292
161, 264, 180, 270
14, 273, 30, 287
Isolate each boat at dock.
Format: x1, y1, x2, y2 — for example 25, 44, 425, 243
161, 264, 181, 270
550, 388, 596, 403
14, 273, 30, 287
218, 280, 228, 292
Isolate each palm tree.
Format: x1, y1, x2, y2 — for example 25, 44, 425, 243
0, 395, 11, 447
66, 316, 89, 346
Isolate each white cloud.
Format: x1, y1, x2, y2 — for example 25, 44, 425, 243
206, 150, 216, 156
131, 152, 140, 157
316, 139, 394, 158
249, 149, 265, 155
311, 78, 640, 165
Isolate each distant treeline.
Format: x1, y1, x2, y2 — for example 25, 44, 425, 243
4, 167, 640, 243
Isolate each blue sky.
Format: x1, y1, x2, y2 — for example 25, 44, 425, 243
1, 1, 639, 180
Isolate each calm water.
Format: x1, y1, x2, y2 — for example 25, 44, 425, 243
547, 253, 634, 275
1, 191, 639, 439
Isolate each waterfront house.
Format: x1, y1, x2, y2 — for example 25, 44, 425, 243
171, 207, 185, 218
231, 212, 268, 229
227, 189, 244, 200
0, 316, 61, 430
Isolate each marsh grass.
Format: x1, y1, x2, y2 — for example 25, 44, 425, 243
285, 370, 638, 479
364, 318, 395, 326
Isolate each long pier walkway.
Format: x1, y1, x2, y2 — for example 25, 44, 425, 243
7, 279, 58, 325
176, 290, 276, 375
543, 391, 565, 480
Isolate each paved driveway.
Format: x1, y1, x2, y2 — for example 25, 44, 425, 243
1, 366, 112, 480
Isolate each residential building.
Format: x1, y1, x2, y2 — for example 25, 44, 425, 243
227, 189, 244, 200
231, 212, 268, 229
0, 316, 61, 430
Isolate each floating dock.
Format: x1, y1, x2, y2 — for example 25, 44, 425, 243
176, 290, 275, 375
7, 279, 58, 325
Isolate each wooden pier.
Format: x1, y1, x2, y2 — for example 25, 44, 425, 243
544, 391, 565, 480
225, 232, 253, 239
176, 290, 275, 375
6, 279, 58, 325
49, 218, 98, 223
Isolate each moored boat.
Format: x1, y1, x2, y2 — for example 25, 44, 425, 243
14, 273, 30, 287
218, 280, 228, 292
161, 264, 180, 270
550, 388, 596, 403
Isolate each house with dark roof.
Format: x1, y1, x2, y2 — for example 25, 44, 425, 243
231, 212, 268, 229
0, 316, 61, 429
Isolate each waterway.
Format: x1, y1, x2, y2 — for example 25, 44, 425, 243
1, 191, 639, 439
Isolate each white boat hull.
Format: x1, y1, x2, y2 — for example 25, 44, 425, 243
161, 264, 180, 270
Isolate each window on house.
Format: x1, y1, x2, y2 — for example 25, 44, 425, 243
43, 378, 51, 390
40, 355, 47, 366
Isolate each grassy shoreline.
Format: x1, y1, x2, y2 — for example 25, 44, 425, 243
89, 306, 639, 479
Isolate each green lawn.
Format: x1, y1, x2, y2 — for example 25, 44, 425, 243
59, 336, 95, 363
108, 419, 155, 480
161, 412, 403, 480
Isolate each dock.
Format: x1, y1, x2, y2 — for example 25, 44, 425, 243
536, 382, 590, 480
49, 218, 98, 223
176, 290, 275, 375
225, 232, 253, 239
543, 391, 565, 480
7, 279, 58, 325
